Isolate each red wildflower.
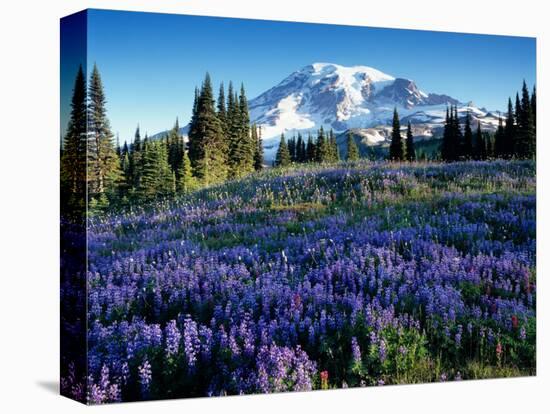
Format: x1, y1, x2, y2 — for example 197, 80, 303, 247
511, 315, 519, 329
320, 370, 329, 390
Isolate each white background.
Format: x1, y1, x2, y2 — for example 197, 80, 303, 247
0, 0, 547, 412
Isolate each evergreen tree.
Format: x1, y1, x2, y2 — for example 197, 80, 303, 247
328, 129, 339, 162
494, 117, 505, 159
115, 134, 121, 157
253, 124, 264, 170
389, 108, 403, 161
61, 65, 87, 217
473, 121, 486, 160
226, 82, 253, 178
441, 107, 453, 161
296, 133, 304, 163
274, 133, 291, 167
238, 83, 253, 173
288, 136, 297, 162
129, 125, 143, 189
504, 99, 515, 158
87, 64, 122, 205
452, 106, 463, 161
187, 73, 228, 184
531, 85, 536, 137
177, 149, 196, 193
346, 130, 359, 161
187, 87, 201, 168
516, 80, 535, 158
217, 82, 227, 136
306, 134, 316, 162
167, 118, 183, 175
488, 131, 495, 159
462, 111, 473, 159
405, 121, 416, 161
515, 93, 522, 126
315, 127, 331, 163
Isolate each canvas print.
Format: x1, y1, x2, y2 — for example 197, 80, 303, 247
60, 9, 536, 404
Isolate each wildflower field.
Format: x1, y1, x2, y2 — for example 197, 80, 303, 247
64, 160, 536, 402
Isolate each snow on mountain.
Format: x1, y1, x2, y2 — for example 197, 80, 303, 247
150, 62, 500, 161
248, 62, 499, 160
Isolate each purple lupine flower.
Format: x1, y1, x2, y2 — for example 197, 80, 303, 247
138, 360, 152, 397
164, 319, 181, 358
351, 337, 361, 364
455, 325, 463, 348
183, 315, 199, 367
378, 339, 387, 362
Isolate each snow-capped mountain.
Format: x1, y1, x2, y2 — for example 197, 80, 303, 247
151, 62, 501, 161
250, 63, 500, 160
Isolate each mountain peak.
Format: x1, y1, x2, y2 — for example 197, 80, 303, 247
306, 62, 395, 84
249, 62, 462, 147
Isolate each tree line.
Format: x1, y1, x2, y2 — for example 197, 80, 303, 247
274, 127, 361, 167
387, 80, 536, 163
61, 66, 264, 215
440, 81, 536, 161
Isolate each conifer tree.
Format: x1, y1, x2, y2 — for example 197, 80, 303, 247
298, 133, 307, 162
504, 98, 515, 158
238, 83, 253, 173
226, 82, 252, 178
306, 134, 316, 162
167, 118, 183, 175
462, 111, 473, 159
516, 80, 535, 158
275, 133, 291, 167
253, 124, 264, 170
346, 130, 359, 161
129, 125, 143, 189
61, 65, 87, 214
177, 149, 196, 193
441, 107, 453, 161
187, 73, 228, 184
494, 117, 505, 159
405, 121, 416, 161
531, 85, 536, 137
315, 127, 330, 163
515, 93, 521, 126
328, 129, 339, 162
473, 121, 486, 160
389, 108, 403, 161
452, 106, 463, 161
187, 87, 201, 167
217, 82, 227, 136
295, 133, 304, 163
87, 64, 122, 205
288, 136, 297, 162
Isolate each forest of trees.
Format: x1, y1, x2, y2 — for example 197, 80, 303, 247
274, 127, 345, 167
61, 64, 536, 217
61, 66, 264, 215
440, 81, 536, 162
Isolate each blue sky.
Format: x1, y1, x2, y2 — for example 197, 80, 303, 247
62, 9, 536, 141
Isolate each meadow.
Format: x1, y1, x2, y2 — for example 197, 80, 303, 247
62, 160, 536, 403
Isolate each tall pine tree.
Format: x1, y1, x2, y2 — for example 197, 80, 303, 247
462, 111, 473, 159
87, 64, 122, 206
253, 124, 264, 170
61, 65, 87, 217
275, 133, 291, 167
389, 108, 403, 161
346, 130, 359, 161
405, 121, 415, 161
187, 73, 228, 184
